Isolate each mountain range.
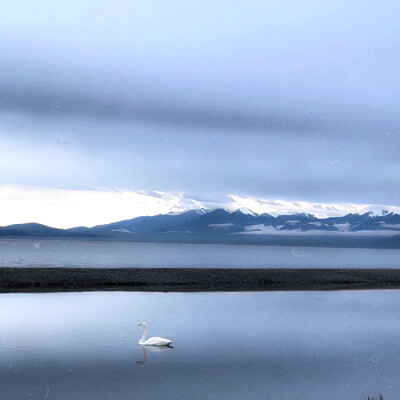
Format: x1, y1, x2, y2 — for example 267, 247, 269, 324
1, 208, 400, 248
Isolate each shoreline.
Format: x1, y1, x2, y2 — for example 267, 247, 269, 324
2, 267, 400, 293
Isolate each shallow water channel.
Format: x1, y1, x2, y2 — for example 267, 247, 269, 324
0, 290, 399, 399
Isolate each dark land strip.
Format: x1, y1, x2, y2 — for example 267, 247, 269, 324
1, 268, 400, 293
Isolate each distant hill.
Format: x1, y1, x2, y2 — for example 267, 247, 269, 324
1, 208, 400, 248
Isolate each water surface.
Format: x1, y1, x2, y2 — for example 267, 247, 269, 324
0, 239, 400, 268
0, 290, 399, 399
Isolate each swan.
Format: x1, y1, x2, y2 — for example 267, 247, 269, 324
137, 322, 173, 346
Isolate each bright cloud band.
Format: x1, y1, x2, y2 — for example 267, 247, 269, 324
0, 185, 399, 229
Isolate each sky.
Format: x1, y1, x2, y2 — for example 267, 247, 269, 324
0, 1, 399, 227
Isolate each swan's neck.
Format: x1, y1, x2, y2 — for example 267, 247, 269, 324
139, 326, 147, 344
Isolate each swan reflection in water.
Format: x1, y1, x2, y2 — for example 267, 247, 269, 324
137, 344, 174, 366
136, 322, 174, 366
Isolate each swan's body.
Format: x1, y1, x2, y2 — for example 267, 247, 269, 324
140, 336, 172, 346
138, 322, 173, 346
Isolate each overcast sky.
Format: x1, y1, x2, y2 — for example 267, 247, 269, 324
1, 1, 399, 227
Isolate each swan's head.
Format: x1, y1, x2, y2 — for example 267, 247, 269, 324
137, 322, 147, 327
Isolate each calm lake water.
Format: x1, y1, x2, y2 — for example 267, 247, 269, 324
0, 290, 399, 399
0, 239, 400, 268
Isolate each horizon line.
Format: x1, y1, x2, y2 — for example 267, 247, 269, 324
1, 206, 399, 231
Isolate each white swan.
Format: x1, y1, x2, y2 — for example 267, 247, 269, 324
137, 322, 173, 346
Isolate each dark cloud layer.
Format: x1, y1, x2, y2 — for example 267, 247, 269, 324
0, 0, 399, 207
0, 82, 318, 134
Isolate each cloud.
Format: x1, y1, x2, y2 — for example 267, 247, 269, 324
1, 185, 399, 229
1, 0, 400, 210
0, 80, 318, 134
228, 194, 400, 218
1, 1, 399, 137
0, 186, 200, 228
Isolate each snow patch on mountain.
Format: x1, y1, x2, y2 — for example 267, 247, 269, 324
244, 224, 279, 233
237, 228, 400, 236
307, 222, 323, 227
238, 207, 258, 216
378, 223, 400, 229
333, 223, 351, 232
209, 223, 236, 228
111, 228, 131, 233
